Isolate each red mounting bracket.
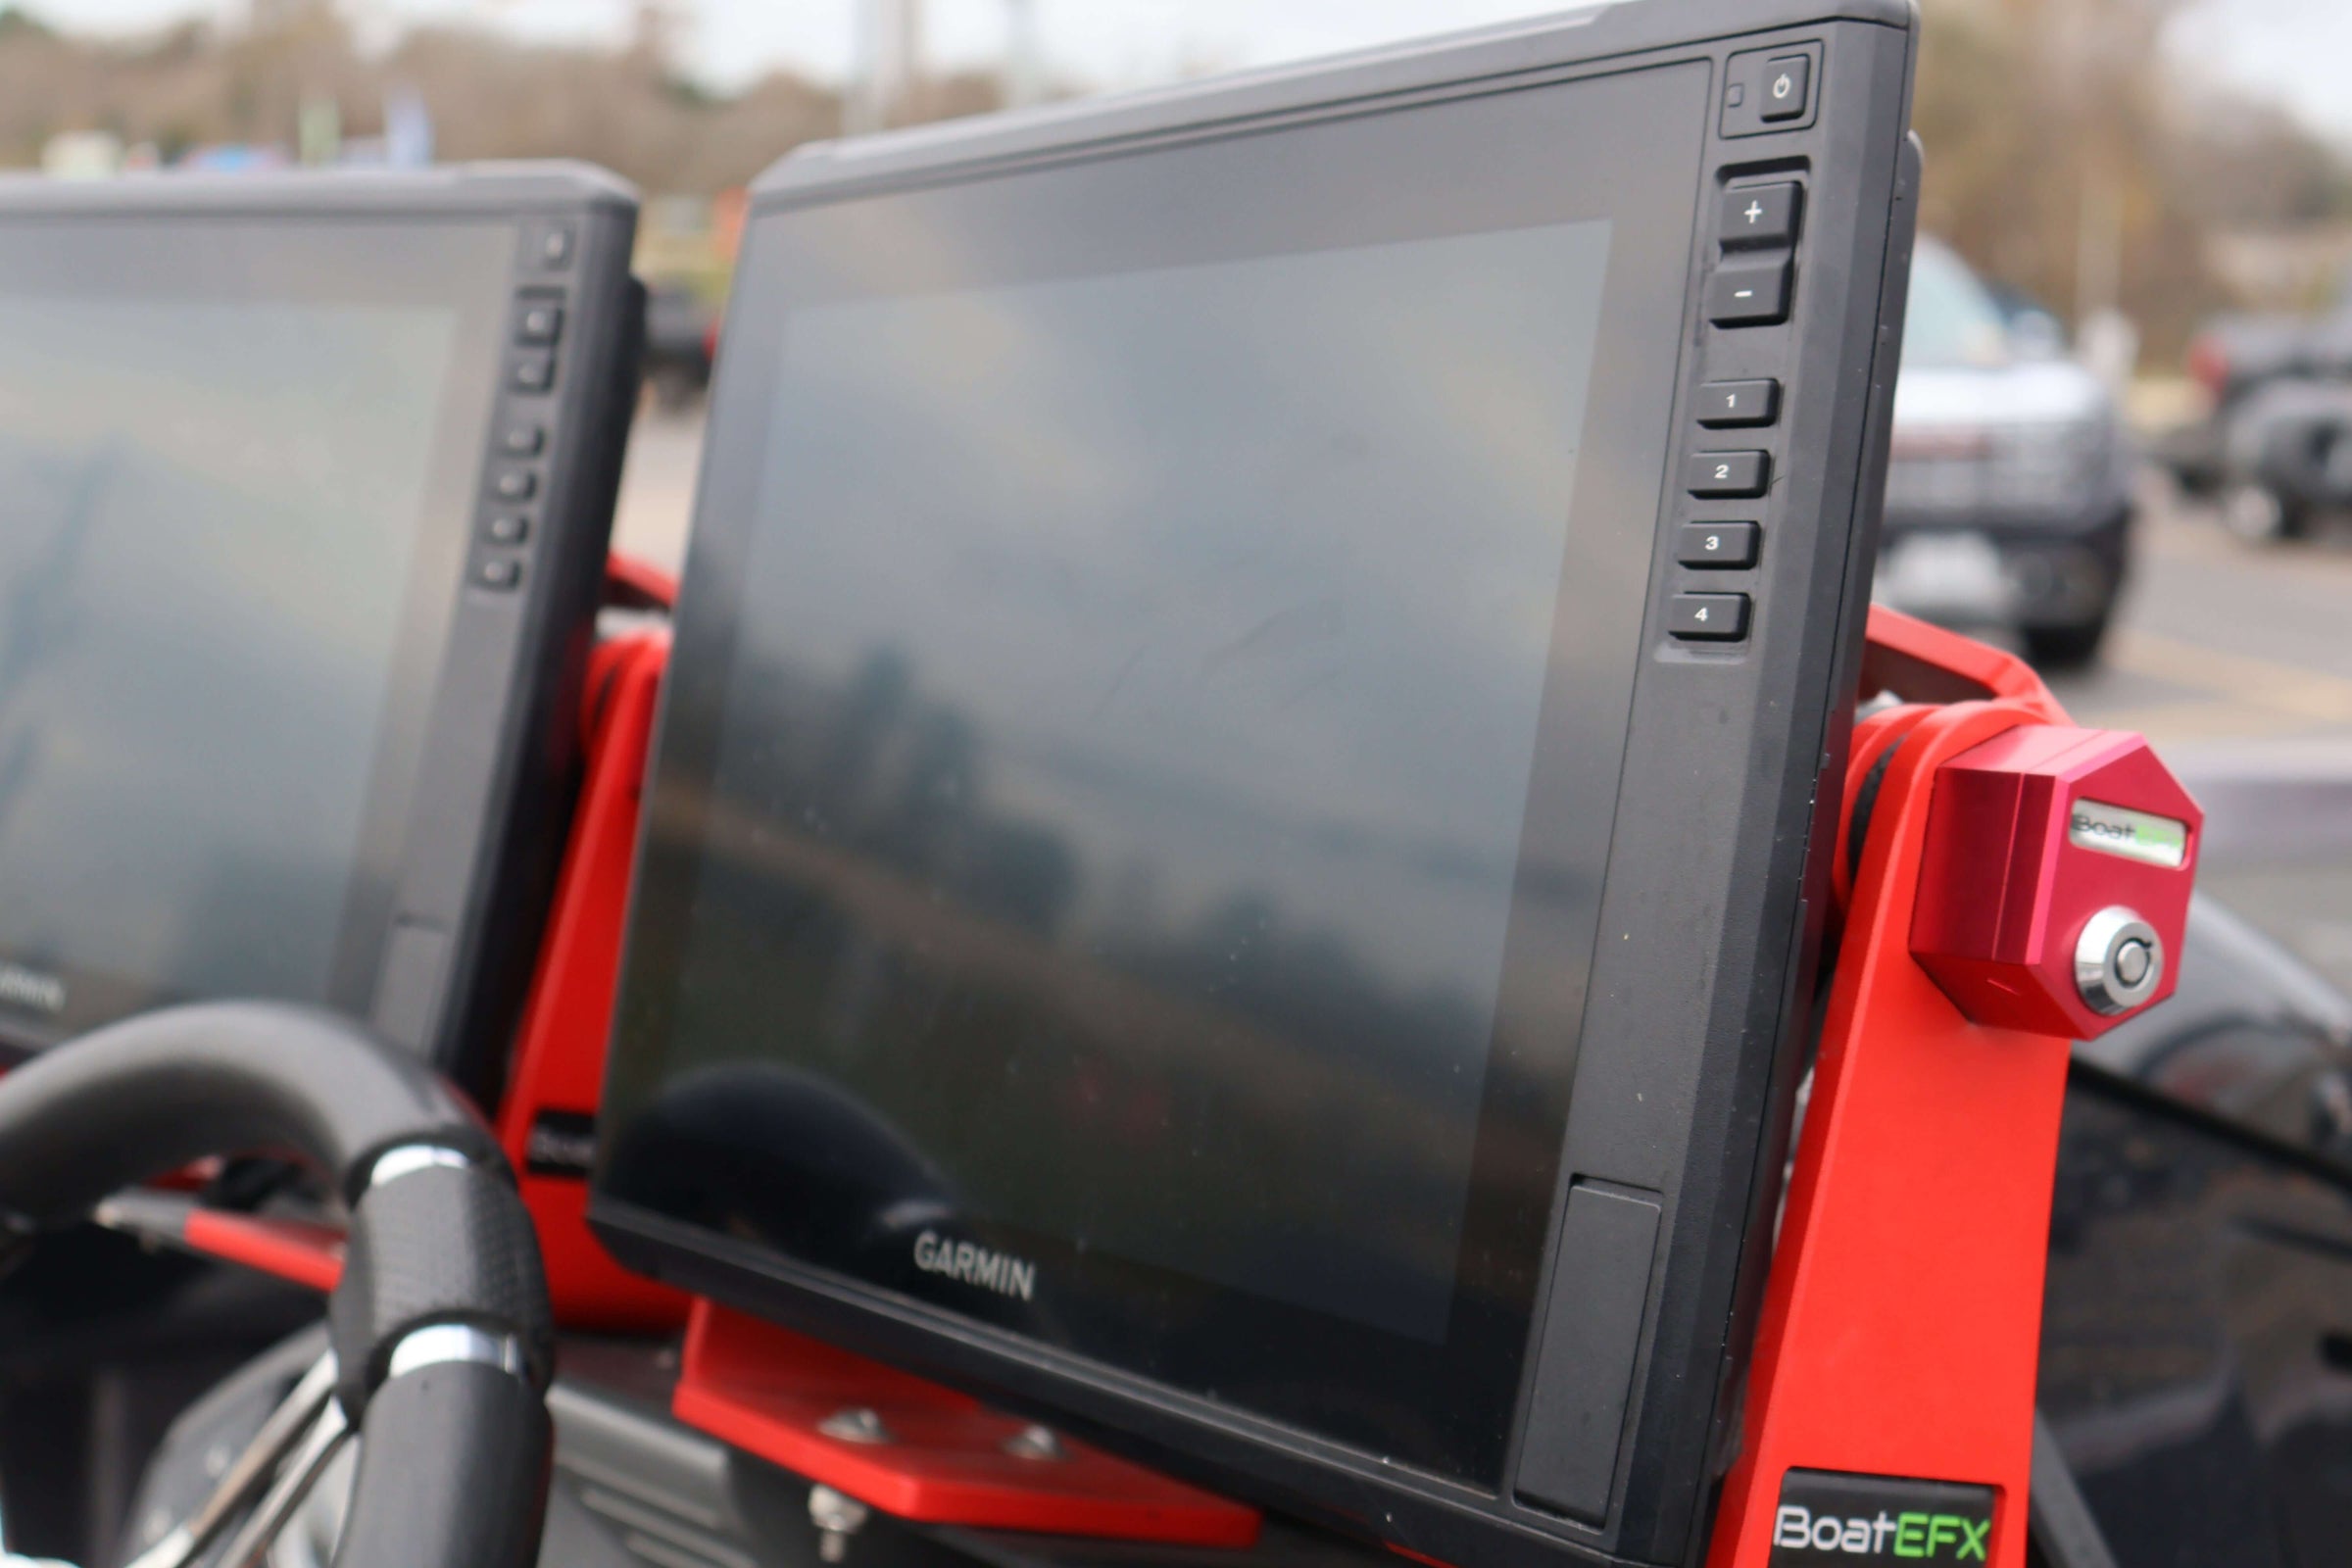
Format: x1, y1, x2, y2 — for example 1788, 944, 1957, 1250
494, 622, 692, 1331
674, 1301, 1262, 1546
1705, 608, 2201, 1568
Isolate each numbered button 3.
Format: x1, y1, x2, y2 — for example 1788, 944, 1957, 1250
1677, 521, 1760, 569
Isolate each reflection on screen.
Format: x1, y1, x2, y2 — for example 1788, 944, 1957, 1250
669, 220, 1611, 1342
0, 300, 456, 1012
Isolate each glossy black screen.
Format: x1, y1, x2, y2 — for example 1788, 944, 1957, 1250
0, 218, 514, 1046
605, 60, 1708, 1484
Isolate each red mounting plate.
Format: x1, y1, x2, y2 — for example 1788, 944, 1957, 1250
674, 1300, 1263, 1547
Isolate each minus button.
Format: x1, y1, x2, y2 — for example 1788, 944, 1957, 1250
1707, 259, 1793, 326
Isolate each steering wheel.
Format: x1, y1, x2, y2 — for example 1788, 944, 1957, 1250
0, 1002, 554, 1568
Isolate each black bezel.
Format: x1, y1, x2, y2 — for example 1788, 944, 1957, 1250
0, 166, 642, 1104
593, 6, 1919, 1565
608, 54, 1718, 1491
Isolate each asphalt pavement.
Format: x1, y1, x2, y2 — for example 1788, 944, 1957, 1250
2047, 489, 2352, 754
612, 416, 2352, 997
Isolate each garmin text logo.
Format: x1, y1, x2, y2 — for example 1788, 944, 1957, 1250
1774, 1507, 1988, 1562
913, 1231, 1037, 1301
0, 962, 64, 1016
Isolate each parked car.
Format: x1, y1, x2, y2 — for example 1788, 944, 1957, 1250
2209, 372, 2352, 542
642, 282, 717, 412
2163, 275, 2352, 500
1875, 239, 2137, 668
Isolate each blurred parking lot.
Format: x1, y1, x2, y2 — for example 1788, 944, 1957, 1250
2050, 488, 2352, 755
2050, 482, 2352, 999
616, 416, 2352, 998
612, 408, 703, 576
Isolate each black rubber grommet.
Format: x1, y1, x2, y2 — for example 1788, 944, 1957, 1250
1847, 734, 1906, 885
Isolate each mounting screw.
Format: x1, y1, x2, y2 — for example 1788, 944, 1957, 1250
809, 1485, 870, 1563
2075, 906, 2163, 1016
817, 1406, 894, 1445
1003, 1424, 1068, 1461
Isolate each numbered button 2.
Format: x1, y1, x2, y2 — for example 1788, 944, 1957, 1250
1688, 450, 1770, 497
1668, 592, 1751, 643
1677, 521, 1760, 569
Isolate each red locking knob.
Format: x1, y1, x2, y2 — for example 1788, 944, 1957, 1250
1909, 725, 2201, 1040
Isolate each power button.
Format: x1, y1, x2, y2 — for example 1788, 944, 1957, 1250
1722, 45, 1820, 137
1760, 55, 1810, 122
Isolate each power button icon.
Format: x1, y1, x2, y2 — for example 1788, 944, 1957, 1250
1761, 54, 1811, 122
1721, 46, 1818, 137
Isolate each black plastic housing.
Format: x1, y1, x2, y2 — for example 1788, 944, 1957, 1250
0, 166, 642, 1105
593, 7, 1920, 1566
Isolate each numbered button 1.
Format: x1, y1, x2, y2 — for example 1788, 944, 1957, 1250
1697, 378, 1781, 428
1677, 521, 1760, 569
1668, 592, 1751, 643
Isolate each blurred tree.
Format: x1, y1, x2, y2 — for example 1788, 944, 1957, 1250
1916, 0, 2352, 362
0, 0, 852, 194
1, 0, 2340, 362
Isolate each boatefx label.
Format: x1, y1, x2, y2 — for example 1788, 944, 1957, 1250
0, 960, 65, 1016
1768, 1470, 1995, 1565
2068, 798, 2188, 869
523, 1110, 599, 1178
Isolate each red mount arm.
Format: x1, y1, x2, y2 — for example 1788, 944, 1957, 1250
493, 625, 693, 1329
1706, 608, 2200, 1568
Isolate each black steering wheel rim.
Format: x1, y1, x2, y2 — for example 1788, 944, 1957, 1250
0, 1001, 554, 1568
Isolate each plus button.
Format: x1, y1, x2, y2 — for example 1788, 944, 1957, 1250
1719, 184, 1798, 250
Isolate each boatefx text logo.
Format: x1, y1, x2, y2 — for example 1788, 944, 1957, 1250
0, 961, 65, 1016
913, 1230, 1037, 1301
1775, 1506, 1989, 1561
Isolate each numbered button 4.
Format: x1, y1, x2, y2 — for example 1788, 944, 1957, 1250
1668, 592, 1751, 643
1677, 521, 1759, 569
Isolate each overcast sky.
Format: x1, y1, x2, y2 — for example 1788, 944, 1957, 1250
24, 0, 2352, 145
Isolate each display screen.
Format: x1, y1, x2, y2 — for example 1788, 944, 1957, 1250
604, 61, 1709, 1484
0, 218, 514, 1044
700, 220, 1611, 1344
